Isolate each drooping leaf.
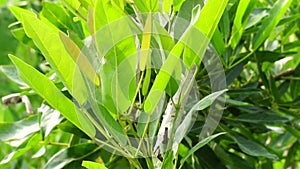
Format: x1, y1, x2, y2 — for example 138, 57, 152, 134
179, 132, 226, 167
44, 143, 99, 169
0, 134, 42, 165
12, 12, 88, 105
172, 89, 227, 153
9, 55, 96, 138
0, 115, 39, 147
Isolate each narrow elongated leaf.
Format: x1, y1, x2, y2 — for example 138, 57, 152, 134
173, 0, 186, 12
180, 132, 226, 167
172, 89, 227, 153
252, 0, 293, 50
38, 104, 63, 138
44, 143, 99, 169
144, 0, 228, 114
140, 13, 152, 71
94, 0, 137, 113
0, 115, 39, 147
232, 135, 278, 159
41, 2, 84, 38
9, 6, 35, 22
0, 134, 41, 165
236, 113, 289, 124
194, 0, 228, 40
14, 13, 87, 105
9, 55, 95, 138
82, 161, 108, 169
59, 32, 100, 86
0, 65, 26, 86
229, 0, 256, 49
174, 0, 203, 40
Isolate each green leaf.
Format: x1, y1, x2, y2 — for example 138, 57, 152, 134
179, 132, 226, 167
236, 112, 289, 124
229, 0, 256, 49
41, 2, 84, 38
162, 0, 173, 14
0, 115, 39, 147
0, 65, 26, 86
161, 151, 174, 169
213, 144, 253, 169
112, 0, 124, 10
144, 0, 228, 114
143, 42, 183, 113
211, 28, 225, 55
58, 120, 90, 139
44, 143, 99, 169
252, 0, 293, 50
284, 141, 300, 168
16, 13, 87, 105
82, 161, 108, 169
9, 55, 96, 138
194, 0, 228, 40
38, 104, 63, 138
0, 134, 42, 165
173, 89, 227, 153
10, 28, 38, 50
133, 0, 159, 12
9, 6, 35, 22
219, 9, 230, 42
140, 13, 152, 71
94, 0, 137, 113
59, 32, 100, 87
174, 0, 203, 40
190, 89, 228, 111
232, 134, 278, 159
173, 0, 186, 12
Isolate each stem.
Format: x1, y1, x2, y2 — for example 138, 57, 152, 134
127, 71, 145, 116
38, 141, 69, 147
229, 50, 254, 69
135, 115, 151, 156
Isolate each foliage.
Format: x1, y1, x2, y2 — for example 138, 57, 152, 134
0, 0, 300, 168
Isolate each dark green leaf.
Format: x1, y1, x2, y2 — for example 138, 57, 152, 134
232, 135, 278, 159
44, 143, 99, 169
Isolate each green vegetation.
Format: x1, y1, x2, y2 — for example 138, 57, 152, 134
0, 0, 300, 168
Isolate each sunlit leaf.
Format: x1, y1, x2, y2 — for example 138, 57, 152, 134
252, 0, 293, 50
9, 55, 96, 138
82, 161, 108, 169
